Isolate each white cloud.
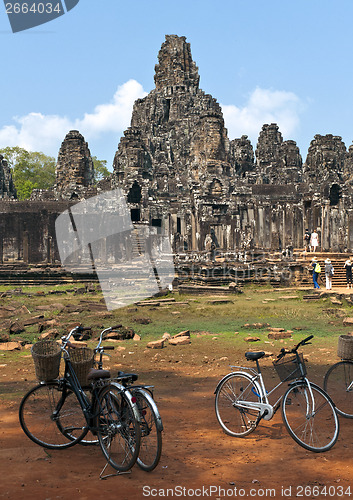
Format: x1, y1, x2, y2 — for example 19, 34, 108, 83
221, 87, 303, 145
0, 79, 147, 156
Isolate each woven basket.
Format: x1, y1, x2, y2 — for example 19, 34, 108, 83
68, 347, 94, 386
273, 353, 306, 382
31, 340, 61, 381
337, 335, 353, 360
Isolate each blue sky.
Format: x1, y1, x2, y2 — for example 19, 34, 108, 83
1, 0, 353, 168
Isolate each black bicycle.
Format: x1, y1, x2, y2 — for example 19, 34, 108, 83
19, 325, 141, 472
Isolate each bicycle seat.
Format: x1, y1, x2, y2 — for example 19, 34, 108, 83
245, 351, 265, 361
117, 371, 138, 383
87, 368, 111, 380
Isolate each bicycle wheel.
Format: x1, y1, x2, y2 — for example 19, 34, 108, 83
131, 388, 162, 472
215, 373, 261, 437
282, 381, 339, 452
19, 382, 88, 449
96, 384, 141, 472
324, 361, 353, 418
56, 387, 100, 446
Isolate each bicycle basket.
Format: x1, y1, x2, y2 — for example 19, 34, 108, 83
273, 353, 306, 382
68, 347, 94, 386
337, 335, 353, 360
31, 340, 61, 382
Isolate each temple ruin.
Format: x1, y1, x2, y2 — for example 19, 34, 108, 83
1, 34, 353, 287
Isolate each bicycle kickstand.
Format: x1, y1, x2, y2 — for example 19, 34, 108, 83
99, 462, 132, 480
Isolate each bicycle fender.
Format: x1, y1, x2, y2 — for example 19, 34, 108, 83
286, 380, 338, 409
133, 387, 164, 432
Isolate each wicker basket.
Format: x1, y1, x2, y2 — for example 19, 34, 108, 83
31, 340, 61, 381
337, 335, 353, 360
273, 353, 306, 382
68, 347, 94, 386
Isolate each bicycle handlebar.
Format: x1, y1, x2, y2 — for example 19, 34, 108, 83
276, 335, 314, 360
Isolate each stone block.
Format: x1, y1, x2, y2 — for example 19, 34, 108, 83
147, 339, 165, 349
168, 336, 191, 346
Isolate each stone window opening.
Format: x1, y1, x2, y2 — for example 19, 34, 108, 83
152, 218, 162, 234
127, 181, 142, 204
131, 208, 140, 222
329, 184, 341, 206
177, 217, 181, 233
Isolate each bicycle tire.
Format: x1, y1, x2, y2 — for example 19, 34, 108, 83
131, 388, 163, 472
282, 381, 339, 452
96, 384, 141, 472
215, 373, 261, 437
323, 360, 353, 418
19, 381, 88, 449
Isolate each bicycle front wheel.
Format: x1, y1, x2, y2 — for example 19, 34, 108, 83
96, 384, 141, 472
19, 382, 88, 449
215, 373, 261, 437
282, 381, 339, 452
131, 388, 163, 472
324, 361, 353, 418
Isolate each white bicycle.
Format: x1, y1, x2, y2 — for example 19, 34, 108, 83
215, 336, 339, 452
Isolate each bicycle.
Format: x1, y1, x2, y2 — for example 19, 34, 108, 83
48, 325, 163, 472
112, 371, 163, 472
323, 335, 353, 419
214, 335, 340, 452
19, 325, 141, 473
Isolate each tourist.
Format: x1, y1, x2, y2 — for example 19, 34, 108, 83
344, 256, 353, 289
324, 258, 334, 290
304, 229, 311, 252
310, 230, 319, 252
311, 257, 321, 289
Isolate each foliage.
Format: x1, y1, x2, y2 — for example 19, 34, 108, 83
0, 146, 56, 200
92, 156, 110, 183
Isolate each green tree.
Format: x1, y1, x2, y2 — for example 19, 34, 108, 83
0, 146, 56, 200
92, 156, 110, 183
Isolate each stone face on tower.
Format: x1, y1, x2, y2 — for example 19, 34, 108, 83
154, 35, 200, 93
0, 154, 17, 199
55, 130, 95, 199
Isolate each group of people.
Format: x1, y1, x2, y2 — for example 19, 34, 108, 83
304, 229, 319, 252
311, 256, 353, 289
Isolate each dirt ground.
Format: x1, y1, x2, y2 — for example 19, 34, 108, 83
0, 336, 352, 500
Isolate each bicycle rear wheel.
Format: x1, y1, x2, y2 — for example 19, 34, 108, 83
19, 381, 88, 449
131, 388, 163, 472
215, 373, 261, 437
282, 381, 339, 452
96, 384, 141, 472
324, 361, 353, 418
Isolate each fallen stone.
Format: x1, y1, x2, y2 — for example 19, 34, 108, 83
207, 299, 234, 305
39, 329, 60, 340
331, 297, 343, 305
133, 317, 152, 324
9, 321, 25, 334
0, 332, 10, 342
172, 330, 190, 338
0, 342, 22, 351
278, 296, 298, 300
133, 333, 141, 341
168, 336, 191, 346
267, 327, 285, 333
244, 336, 261, 342
162, 332, 171, 340
23, 315, 45, 326
147, 339, 165, 349
343, 318, 353, 326
268, 331, 292, 340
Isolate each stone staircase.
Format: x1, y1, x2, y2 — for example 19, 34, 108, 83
297, 252, 352, 288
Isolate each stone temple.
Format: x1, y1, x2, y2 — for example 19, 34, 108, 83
1, 34, 353, 286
